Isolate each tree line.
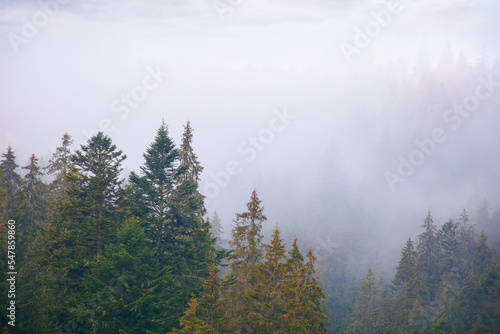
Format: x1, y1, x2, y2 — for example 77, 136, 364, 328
342, 211, 500, 333
1, 120, 498, 333
0, 121, 327, 333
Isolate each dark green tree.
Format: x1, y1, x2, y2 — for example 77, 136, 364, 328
16, 154, 49, 263
417, 212, 440, 300
0, 145, 20, 210
76, 219, 174, 334
393, 238, 418, 290
344, 268, 382, 334
129, 120, 178, 248
130, 121, 216, 330
23, 132, 126, 332
45, 132, 74, 203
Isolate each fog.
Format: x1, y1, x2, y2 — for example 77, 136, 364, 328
1, 0, 500, 282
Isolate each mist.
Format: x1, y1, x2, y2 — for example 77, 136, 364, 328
1, 0, 500, 331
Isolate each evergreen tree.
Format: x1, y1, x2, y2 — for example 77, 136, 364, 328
393, 238, 417, 290
437, 219, 460, 282
24, 132, 126, 332
0, 145, 20, 210
170, 268, 226, 334
76, 219, 174, 333
230, 189, 267, 266
301, 249, 329, 333
45, 132, 74, 203
130, 121, 216, 330
210, 210, 226, 249
16, 154, 49, 263
129, 120, 178, 248
70, 131, 127, 256
225, 190, 267, 332
417, 212, 440, 300
345, 268, 381, 334
456, 210, 476, 281
246, 226, 289, 333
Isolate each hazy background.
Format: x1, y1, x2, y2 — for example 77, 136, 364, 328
1, 0, 500, 277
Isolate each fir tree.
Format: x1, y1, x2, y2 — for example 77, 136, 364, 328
24, 132, 126, 332
16, 154, 49, 263
77, 219, 174, 333
0, 145, 20, 209
129, 120, 178, 248
393, 238, 417, 290
170, 268, 226, 334
246, 226, 289, 332
130, 121, 216, 330
230, 189, 267, 266
417, 212, 440, 300
345, 268, 381, 334
45, 132, 74, 203
71, 131, 127, 256
210, 210, 226, 249
225, 190, 268, 332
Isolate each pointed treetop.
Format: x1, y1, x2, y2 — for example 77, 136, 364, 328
237, 189, 267, 223
288, 236, 304, 266
0, 145, 21, 196
140, 122, 178, 185
179, 121, 203, 182
265, 226, 286, 264
46, 132, 73, 177
74, 131, 126, 177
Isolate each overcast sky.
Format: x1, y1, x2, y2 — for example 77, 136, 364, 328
1, 0, 499, 227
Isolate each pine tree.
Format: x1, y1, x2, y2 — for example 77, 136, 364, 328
301, 249, 329, 333
129, 120, 178, 248
246, 226, 289, 332
71, 131, 127, 256
76, 219, 174, 333
230, 189, 267, 266
16, 154, 49, 263
417, 212, 440, 300
210, 210, 226, 249
345, 268, 381, 334
45, 133, 74, 203
170, 268, 226, 333
0, 145, 20, 210
170, 298, 216, 334
456, 210, 476, 281
24, 132, 126, 332
393, 238, 417, 290
130, 121, 216, 330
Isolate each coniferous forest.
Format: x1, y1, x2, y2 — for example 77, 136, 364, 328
1, 120, 499, 333
2, 1, 500, 333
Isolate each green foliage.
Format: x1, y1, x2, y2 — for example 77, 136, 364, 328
342, 211, 500, 334
76, 219, 174, 333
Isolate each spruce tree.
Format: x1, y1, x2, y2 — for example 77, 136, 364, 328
45, 132, 74, 203
71, 131, 127, 256
16, 154, 49, 263
301, 249, 329, 333
0, 145, 20, 210
76, 219, 174, 333
393, 238, 417, 290
230, 189, 267, 266
246, 226, 289, 332
345, 268, 381, 334
170, 268, 226, 334
25, 132, 126, 332
129, 120, 178, 248
225, 190, 267, 331
416, 212, 440, 300
130, 121, 216, 330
